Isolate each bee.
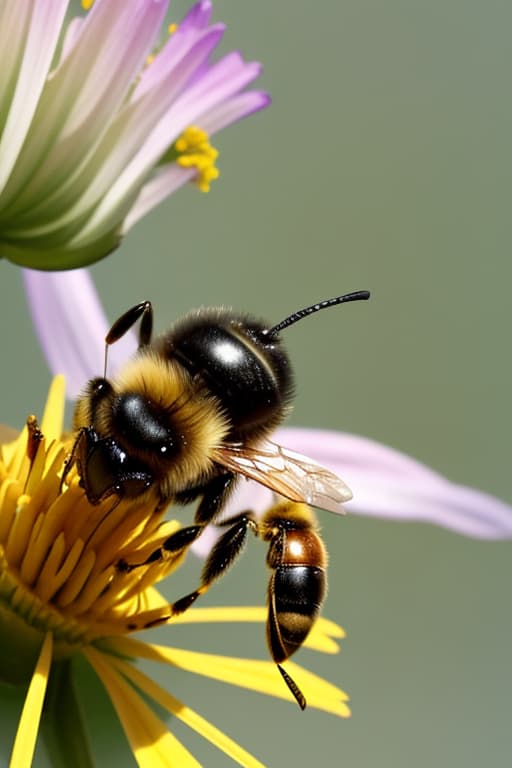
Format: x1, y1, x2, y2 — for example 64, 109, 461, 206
67, 290, 369, 518
191, 501, 327, 710
64, 290, 369, 707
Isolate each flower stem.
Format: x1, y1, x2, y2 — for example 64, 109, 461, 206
41, 659, 96, 768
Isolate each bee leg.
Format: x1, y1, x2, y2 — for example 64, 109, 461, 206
191, 472, 236, 525
117, 524, 203, 572
166, 513, 256, 616
59, 427, 86, 494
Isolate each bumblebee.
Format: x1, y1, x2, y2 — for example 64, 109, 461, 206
67, 290, 370, 522
65, 291, 369, 707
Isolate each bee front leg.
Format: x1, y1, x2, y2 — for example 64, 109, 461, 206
60, 427, 87, 494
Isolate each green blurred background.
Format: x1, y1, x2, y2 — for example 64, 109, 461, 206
1, 0, 511, 765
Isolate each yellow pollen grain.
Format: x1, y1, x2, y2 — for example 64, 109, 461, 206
81, 0, 94, 10
168, 23, 178, 35
175, 126, 220, 193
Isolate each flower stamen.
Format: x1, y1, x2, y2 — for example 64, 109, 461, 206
175, 126, 220, 192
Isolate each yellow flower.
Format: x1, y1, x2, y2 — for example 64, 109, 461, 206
2, 378, 350, 767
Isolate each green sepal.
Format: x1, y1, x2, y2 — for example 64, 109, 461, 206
0, 601, 45, 685
0, 228, 122, 270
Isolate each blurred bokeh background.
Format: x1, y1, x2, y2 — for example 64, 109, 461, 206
1, 0, 511, 765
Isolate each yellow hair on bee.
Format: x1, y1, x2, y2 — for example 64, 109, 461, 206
260, 501, 319, 533
118, 351, 229, 489
73, 392, 92, 430
74, 351, 231, 496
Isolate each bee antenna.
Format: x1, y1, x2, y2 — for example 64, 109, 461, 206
265, 290, 370, 337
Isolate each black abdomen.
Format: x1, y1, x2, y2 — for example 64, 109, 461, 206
269, 565, 326, 662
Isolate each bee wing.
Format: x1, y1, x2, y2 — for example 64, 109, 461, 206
212, 440, 352, 515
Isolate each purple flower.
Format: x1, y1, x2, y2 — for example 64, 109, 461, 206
23, 268, 512, 542
0, 0, 269, 270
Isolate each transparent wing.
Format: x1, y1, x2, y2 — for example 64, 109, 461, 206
212, 440, 352, 515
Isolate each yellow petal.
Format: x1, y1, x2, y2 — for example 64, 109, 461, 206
9, 632, 53, 768
84, 647, 201, 768
165, 606, 345, 654
40, 376, 66, 444
105, 637, 351, 718
2, 424, 29, 481
109, 656, 266, 768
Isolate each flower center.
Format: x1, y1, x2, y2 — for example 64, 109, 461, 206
0, 416, 188, 682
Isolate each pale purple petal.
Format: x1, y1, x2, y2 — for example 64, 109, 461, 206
72, 26, 227, 246
202, 91, 272, 135
278, 428, 512, 540
133, 1, 214, 100
124, 91, 271, 230
193, 427, 512, 554
58, 16, 83, 63
123, 165, 195, 233
22, 268, 137, 397
166, 55, 263, 130
179, 0, 214, 31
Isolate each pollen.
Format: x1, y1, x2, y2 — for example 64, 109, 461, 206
174, 125, 220, 192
